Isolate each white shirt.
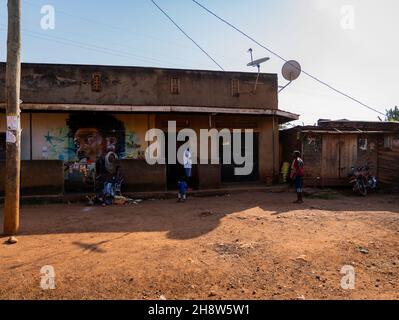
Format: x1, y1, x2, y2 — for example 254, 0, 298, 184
183, 149, 192, 169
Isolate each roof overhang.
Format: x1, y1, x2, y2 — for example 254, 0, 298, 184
300, 130, 398, 134
0, 103, 299, 122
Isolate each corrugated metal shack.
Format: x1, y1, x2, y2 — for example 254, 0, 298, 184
280, 120, 399, 189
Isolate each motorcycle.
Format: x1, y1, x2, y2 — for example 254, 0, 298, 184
348, 164, 377, 196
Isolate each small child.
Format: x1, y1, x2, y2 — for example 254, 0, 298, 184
177, 177, 188, 202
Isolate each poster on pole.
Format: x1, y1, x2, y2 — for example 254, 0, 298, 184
6, 131, 17, 144
7, 115, 18, 131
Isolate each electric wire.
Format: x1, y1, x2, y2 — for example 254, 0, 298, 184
150, 0, 224, 71
190, 0, 385, 116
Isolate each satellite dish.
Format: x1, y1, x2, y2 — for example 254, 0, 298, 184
282, 60, 301, 81
246, 49, 271, 94
247, 57, 270, 67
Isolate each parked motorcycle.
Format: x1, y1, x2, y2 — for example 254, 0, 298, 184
348, 164, 377, 196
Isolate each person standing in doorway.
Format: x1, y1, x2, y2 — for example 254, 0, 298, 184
290, 150, 305, 204
184, 147, 192, 181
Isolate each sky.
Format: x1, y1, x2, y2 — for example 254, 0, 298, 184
0, 0, 398, 125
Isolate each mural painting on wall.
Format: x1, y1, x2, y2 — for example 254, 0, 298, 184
43, 113, 142, 191
124, 131, 142, 159
67, 113, 126, 191
43, 127, 75, 160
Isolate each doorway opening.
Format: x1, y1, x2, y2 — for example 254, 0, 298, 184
220, 132, 259, 183
165, 133, 199, 190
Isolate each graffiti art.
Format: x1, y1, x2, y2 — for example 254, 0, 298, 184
67, 113, 126, 163
65, 113, 126, 191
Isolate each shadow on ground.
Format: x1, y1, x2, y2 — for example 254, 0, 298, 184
0, 190, 398, 240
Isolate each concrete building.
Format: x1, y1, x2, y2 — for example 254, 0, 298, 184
0, 63, 298, 196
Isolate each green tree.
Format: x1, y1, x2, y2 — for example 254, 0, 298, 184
386, 106, 399, 121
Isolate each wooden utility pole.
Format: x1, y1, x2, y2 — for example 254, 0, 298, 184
4, 0, 22, 236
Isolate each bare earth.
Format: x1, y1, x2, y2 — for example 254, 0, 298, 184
0, 190, 398, 300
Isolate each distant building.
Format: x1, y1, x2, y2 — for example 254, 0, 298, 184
0, 63, 298, 196
280, 119, 399, 189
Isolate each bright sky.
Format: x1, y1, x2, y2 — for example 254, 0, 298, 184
0, 0, 398, 125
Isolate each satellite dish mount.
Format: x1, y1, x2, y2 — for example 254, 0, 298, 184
279, 60, 302, 93
247, 48, 270, 94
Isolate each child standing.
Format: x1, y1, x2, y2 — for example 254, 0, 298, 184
177, 177, 188, 202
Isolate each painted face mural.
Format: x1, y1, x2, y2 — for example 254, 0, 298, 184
67, 113, 126, 166
42, 113, 141, 192
74, 128, 107, 162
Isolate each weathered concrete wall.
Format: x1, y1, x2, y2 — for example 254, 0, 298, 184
0, 112, 149, 161
0, 160, 64, 196
116, 160, 166, 192
214, 114, 279, 184
258, 117, 279, 184
0, 63, 278, 110
156, 113, 279, 186
1, 111, 279, 193
0, 112, 31, 160
197, 164, 221, 189
0, 159, 165, 195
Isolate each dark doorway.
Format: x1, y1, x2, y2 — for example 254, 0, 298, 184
220, 132, 259, 183
0, 133, 5, 161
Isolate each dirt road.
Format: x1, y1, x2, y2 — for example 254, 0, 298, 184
0, 190, 398, 300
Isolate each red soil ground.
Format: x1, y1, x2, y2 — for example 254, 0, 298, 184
0, 190, 398, 300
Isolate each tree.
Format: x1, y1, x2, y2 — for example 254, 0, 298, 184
386, 106, 399, 122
